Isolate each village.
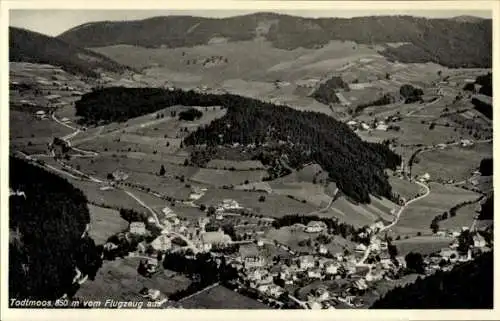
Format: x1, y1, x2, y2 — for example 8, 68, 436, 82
101, 190, 492, 309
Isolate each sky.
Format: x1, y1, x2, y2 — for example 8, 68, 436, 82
9, 9, 492, 37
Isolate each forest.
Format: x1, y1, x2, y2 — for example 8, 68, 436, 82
9, 27, 131, 78
370, 251, 493, 309
76, 87, 401, 203
59, 13, 492, 68
9, 157, 103, 301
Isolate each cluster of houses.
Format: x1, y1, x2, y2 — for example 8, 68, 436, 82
346, 119, 390, 132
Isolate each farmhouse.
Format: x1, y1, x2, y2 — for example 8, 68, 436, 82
305, 221, 327, 233
376, 123, 389, 131
473, 234, 487, 248
129, 222, 146, 235
112, 170, 129, 181
419, 173, 431, 182
461, 139, 474, 147
308, 268, 323, 279
298, 255, 316, 270
360, 123, 371, 131
325, 262, 340, 275
244, 256, 267, 269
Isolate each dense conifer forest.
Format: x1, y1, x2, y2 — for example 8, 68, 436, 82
75, 87, 401, 203
9, 157, 103, 302
370, 251, 493, 309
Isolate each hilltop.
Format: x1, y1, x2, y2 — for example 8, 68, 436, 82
74, 86, 400, 203
9, 27, 133, 77
58, 13, 492, 68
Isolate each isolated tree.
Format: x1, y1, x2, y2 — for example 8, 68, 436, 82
405, 252, 425, 274
199, 204, 206, 211
258, 195, 266, 202
159, 165, 166, 176
207, 206, 216, 216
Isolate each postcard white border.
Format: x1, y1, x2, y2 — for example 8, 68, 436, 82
1, 1, 499, 320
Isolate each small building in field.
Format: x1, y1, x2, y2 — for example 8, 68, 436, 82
305, 221, 327, 233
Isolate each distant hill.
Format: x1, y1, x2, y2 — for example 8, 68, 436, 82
57, 13, 492, 68
9, 27, 132, 77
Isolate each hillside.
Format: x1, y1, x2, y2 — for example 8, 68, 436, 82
75, 87, 400, 203
58, 13, 492, 68
9, 157, 103, 301
370, 251, 493, 309
9, 27, 132, 77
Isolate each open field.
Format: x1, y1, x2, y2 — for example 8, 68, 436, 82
321, 195, 398, 228
412, 143, 492, 182
393, 182, 480, 233
206, 159, 265, 170
87, 204, 129, 245
64, 178, 150, 215
389, 177, 422, 201
269, 182, 332, 208
392, 236, 454, 256
438, 202, 481, 231
197, 189, 317, 217
10, 110, 74, 141
190, 168, 267, 187
68, 155, 195, 199
76, 257, 192, 303
180, 285, 269, 309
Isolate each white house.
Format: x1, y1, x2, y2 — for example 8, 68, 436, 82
473, 234, 487, 248
305, 221, 327, 233
376, 124, 389, 131
298, 256, 316, 270
355, 244, 367, 253
308, 269, 322, 279
325, 262, 340, 275
129, 222, 147, 235
419, 173, 431, 182
361, 123, 371, 130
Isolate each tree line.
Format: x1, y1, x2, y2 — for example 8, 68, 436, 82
370, 251, 493, 309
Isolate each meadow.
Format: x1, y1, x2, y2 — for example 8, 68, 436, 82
76, 257, 192, 302
412, 143, 492, 182
87, 204, 129, 245
394, 182, 480, 233
180, 285, 268, 309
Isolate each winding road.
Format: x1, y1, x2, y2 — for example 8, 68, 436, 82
357, 180, 430, 266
